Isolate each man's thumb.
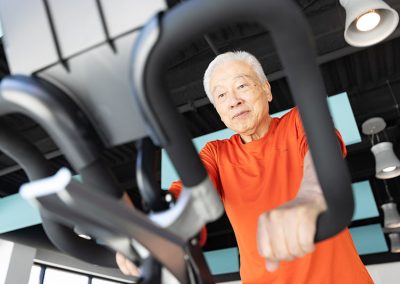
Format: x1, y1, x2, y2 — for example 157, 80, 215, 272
266, 260, 279, 272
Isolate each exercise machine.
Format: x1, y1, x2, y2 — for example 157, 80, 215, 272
0, 0, 354, 283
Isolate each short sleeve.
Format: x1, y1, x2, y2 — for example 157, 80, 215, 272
168, 141, 223, 198
292, 107, 347, 159
199, 142, 223, 198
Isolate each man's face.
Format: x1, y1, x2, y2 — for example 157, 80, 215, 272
209, 60, 272, 136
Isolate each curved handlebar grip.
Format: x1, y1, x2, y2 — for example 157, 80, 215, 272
0, 121, 118, 267
0, 76, 99, 170
131, 0, 354, 241
136, 138, 170, 212
0, 75, 122, 198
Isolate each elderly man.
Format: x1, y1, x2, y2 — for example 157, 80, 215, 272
117, 51, 373, 283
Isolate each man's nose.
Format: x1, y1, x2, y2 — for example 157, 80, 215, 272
229, 91, 243, 108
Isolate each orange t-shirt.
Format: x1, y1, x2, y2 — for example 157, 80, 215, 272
170, 108, 373, 284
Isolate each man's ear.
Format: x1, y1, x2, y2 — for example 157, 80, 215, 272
264, 81, 272, 102
265, 81, 271, 91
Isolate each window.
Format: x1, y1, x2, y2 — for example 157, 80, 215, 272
43, 268, 88, 284
92, 278, 123, 284
28, 265, 42, 284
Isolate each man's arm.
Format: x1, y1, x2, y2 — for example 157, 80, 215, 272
257, 150, 327, 272
116, 142, 220, 276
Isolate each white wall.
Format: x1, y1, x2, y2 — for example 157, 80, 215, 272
0, 240, 14, 284
35, 248, 133, 283
0, 239, 37, 284
367, 262, 400, 284
216, 262, 400, 284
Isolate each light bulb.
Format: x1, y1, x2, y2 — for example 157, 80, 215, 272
356, 10, 381, 32
383, 166, 397, 172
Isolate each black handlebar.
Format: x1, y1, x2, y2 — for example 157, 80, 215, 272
0, 120, 118, 267
0, 75, 121, 267
131, 0, 354, 241
0, 75, 122, 198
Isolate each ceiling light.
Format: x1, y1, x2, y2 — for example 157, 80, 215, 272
339, 0, 399, 47
356, 10, 381, 31
362, 117, 400, 179
382, 202, 400, 229
383, 166, 396, 172
388, 233, 400, 253
371, 142, 400, 179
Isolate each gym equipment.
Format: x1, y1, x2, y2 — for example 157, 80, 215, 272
0, 0, 355, 283
131, 0, 354, 242
0, 76, 122, 267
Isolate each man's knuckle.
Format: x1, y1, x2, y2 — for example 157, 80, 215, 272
261, 247, 272, 258
288, 244, 301, 257
269, 210, 283, 222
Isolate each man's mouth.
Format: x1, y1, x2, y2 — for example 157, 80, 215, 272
232, 111, 249, 119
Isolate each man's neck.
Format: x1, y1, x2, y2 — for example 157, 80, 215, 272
240, 115, 272, 144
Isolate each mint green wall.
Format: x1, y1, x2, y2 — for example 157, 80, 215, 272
0, 194, 41, 234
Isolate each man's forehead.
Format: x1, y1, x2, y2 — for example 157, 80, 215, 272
212, 74, 251, 88
212, 60, 252, 77
211, 63, 255, 84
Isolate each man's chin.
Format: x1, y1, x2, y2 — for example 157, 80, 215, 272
231, 126, 250, 135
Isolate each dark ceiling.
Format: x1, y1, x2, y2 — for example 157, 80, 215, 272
1, 0, 400, 273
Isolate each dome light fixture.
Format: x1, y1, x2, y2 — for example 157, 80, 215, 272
382, 202, 400, 229
339, 0, 399, 47
388, 233, 400, 253
362, 117, 400, 179
371, 142, 400, 179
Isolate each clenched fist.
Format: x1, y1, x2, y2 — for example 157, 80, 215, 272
257, 192, 327, 272
115, 252, 141, 277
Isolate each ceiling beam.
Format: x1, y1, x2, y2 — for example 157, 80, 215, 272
176, 27, 400, 113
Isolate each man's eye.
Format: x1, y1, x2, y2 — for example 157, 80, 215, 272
218, 93, 226, 99
238, 83, 249, 89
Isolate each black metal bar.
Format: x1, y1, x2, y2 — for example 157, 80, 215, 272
0, 120, 119, 267
0, 75, 122, 198
95, 0, 116, 52
32, 177, 192, 284
42, 0, 69, 71
203, 34, 219, 56
0, 121, 53, 180
135, 138, 169, 212
39, 265, 46, 284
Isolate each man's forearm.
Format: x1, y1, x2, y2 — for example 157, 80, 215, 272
296, 151, 327, 210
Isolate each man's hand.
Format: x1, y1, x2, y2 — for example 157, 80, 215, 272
257, 193, 326, 272
115, 252, 141, 277
257, 151, 327, 272
115, 194, 141, 277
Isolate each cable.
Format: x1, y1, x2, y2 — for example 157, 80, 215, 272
386, 79, 400, 118
383, 180, 394, 202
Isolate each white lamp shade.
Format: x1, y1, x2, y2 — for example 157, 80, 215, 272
388, 233, 400, 253
371, 142, 400, 179
382, 202, 400, 228
339, 0, 399, 47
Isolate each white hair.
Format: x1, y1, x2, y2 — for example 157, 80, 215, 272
203, 51, 268, 104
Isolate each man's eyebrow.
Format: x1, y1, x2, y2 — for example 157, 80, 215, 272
233, 74, 253, 80
211, 84, 225, 94
211, 74, 253, 93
